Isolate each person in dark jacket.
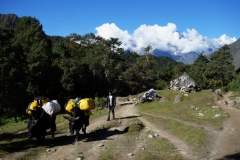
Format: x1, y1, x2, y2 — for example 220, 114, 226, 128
106, 90, 116, 121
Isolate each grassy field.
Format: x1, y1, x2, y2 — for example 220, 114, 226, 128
138, 90, 228, 127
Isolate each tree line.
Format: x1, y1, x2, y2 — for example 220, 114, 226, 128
0, 16, 239, 121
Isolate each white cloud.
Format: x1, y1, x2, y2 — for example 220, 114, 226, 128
95, 23, 133, 49
95, 23, 237, 55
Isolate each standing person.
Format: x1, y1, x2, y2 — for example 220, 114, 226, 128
106, 90, 116, 121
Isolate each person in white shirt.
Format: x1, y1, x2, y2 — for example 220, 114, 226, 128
106, 91, 116, 121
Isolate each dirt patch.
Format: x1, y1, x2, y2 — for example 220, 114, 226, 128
209, 92, 240, 160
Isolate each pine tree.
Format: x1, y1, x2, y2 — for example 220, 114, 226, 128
205, 45, 236, 89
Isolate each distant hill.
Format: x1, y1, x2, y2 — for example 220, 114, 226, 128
229, 38, 240, 71
153, 49, 199, 64
153, 40, 240, 71
0, 14, 18, 30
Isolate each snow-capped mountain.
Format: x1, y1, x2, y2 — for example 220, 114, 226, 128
95, 23, 237, 65
151, 34, 237, 64
216, 34, 237, 45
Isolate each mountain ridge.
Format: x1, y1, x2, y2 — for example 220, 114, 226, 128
0, 13, 18, 30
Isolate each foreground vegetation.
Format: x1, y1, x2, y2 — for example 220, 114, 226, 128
1, 90, 238, 159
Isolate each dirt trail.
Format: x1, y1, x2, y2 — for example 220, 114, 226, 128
3, 92, 240, 160
39, 102, 142, 160
39, 101, 200, 160
134, 108, 198, 159
210, 93, 240, 160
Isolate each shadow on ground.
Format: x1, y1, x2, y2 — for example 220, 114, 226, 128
0, 131, 77, 157
119, 115, 141, 120
217, 152, 240, 160
82, 115, 141, 142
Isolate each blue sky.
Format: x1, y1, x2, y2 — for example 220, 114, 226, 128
1, 0, 239, 54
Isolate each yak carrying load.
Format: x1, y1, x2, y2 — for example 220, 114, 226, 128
26, 96, 61, 144
64, 98, 95, 140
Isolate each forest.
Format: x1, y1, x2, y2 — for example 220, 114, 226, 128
1, 16, 240, 122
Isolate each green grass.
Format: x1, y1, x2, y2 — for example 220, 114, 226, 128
228, 91, 240, 100
143, 114, 205, 148
136, 90, 229, 152
138, 137, 184, 160
99, 143, 116, 160
90, 107, 108, 120
138, 90, 227, 128
227, 91, 240, 109
0, 90, 236, 159
98, 118, 185, 160
127, 119, 145, 132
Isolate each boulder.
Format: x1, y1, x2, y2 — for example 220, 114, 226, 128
169, 72, 200, 92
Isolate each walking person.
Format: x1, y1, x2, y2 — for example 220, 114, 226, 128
106, 90, 116, 121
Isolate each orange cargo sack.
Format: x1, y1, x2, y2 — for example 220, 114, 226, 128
78, 98, 95, 111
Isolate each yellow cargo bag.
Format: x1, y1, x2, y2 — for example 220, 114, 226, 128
65, 99, 78, 114
26, 101, 40, 116
78, 98, 95, 111
34, 96, 49, 106
26, 96, 50, 116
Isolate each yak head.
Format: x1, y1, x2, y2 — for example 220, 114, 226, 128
27, 118, 38, 138
26, 106, 44, 139
63, 106, 81, 135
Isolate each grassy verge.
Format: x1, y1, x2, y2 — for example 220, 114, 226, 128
142, 114, 205, 148
138, 90, 228, 128
137, 137, 184, 160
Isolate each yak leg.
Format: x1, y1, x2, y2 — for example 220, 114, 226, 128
82, 124, 86, 135
82, 115, 89, 134
75, 128, 81, 141
51, 116, 56, 138
36, 132, 45, 145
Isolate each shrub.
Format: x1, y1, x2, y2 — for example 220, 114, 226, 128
94, 97, 106, 109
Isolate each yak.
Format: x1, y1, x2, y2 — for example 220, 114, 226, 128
63, 99, 89, 141
27, 106, 56, 144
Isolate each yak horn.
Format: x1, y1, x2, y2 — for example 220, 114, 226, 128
63, 115, 70, 119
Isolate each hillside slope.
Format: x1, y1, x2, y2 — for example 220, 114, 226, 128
0, 14, 18, 30
229, 38, 240, 71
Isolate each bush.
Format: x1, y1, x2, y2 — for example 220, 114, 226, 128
156, 79, 168, 90
228, 73, 240, 91
94, 97, 106, 109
